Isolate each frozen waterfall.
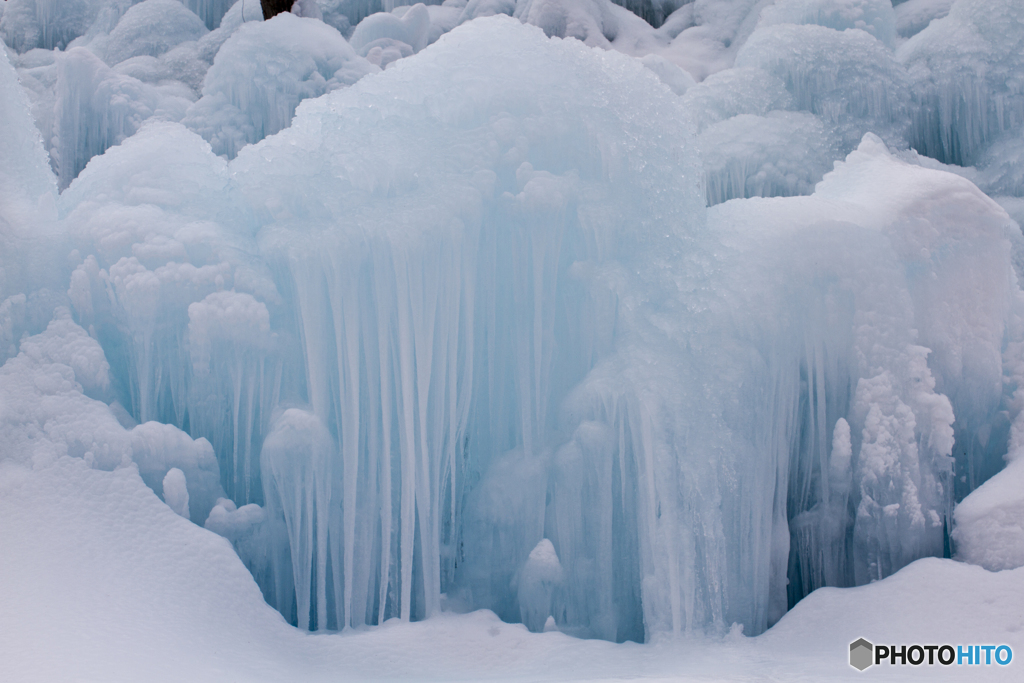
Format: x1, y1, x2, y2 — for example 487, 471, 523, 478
3, 0, 1024, 649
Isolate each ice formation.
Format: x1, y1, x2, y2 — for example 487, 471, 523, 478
3, 0, 1024, 658
184, 12, 377, 158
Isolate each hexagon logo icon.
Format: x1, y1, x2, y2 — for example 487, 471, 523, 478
850, 638, 874, 671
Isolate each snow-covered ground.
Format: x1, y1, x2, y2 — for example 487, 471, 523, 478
3, 457, 1022, 681
2, 0, 1024, 680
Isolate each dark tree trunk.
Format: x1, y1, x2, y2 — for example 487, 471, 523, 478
260, 0, 293, 20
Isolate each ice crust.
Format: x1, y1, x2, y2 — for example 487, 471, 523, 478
2, 0, 1024, 660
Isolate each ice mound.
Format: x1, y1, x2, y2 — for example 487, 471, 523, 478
0, 304, 229, 521
349, 2, 431, 55
593, 132, 1019, 635
132, 421, 225, 524
53, 46, 194, 188
102, 0, 208, 66
0, 312, 128, 471
700, 111, 835, 204
513, 0, 618, 47
517, 538, 564, 633
59, 121, 280, 509
162, 467, 191, 518
183, 12, 377, 158
735, 23, 911, 152
899, 0, 1024, 166
228, 14, 702, 634
14, 308, 111, 396
953, 457, 1024, 572
458, 0, 517, 24
757, 0, 897, 48
894, 0, 953, 40
1, 47, 65, 354
977, 132, 1024, 200
680, 66, 793, 134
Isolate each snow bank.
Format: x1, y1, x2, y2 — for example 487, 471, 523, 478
3, 454, 1021, 682
953, 457, 1024, 572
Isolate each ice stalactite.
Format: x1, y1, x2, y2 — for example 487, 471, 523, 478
270, 225, 477, 627
188, 290, 280, 505
59, 121, 282, 517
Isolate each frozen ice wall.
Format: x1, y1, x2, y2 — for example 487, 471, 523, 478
4, 0, 1024, 650
0, 0, 137, 53
0, 47, 65, 357
230, 15, 704, 633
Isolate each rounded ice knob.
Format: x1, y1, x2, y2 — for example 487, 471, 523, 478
163, 468, 191, 521
518, 539, 563, 633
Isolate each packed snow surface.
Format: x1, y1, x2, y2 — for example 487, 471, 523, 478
2, 0, 1024, 680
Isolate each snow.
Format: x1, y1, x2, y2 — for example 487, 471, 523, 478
1, 456, 1022, 682
953, 457, 1024, 572
162, 466, 191, 518
2, 0, 1024, 679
